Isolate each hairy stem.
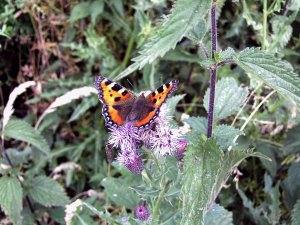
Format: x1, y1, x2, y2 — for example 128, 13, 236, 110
152, 176, 167, 222
262, 0, 267, 49
207, 3, 217, 138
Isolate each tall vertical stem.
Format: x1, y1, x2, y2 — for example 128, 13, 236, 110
262, 0, 267, 49
207, 3, 217, 138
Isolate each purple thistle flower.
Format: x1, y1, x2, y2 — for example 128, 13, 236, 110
135, 202, 151, 222
116, 149, 144, 174
175, 139, 188, 161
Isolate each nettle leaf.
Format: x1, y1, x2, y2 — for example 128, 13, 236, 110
204, 204, 233, 225
115, 0, 212, 80
204, 77, 249, 119
27, 176, 69, 207
181, 137, 268, 225
101, 177, 139, 209
217, 47, 235, 61
166, 94, 185, 116
214, 125, 244, 149
0, 175, 23, 225
184, 116, 207, 134
186, 19, 207, 43
181, 138, 223, 225
282, 125, 300, 154
233, 47, 300, 104
3, 119, 50, 156
291, 199, 300, 225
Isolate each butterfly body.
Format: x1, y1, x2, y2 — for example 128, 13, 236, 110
95, 76, 178, 128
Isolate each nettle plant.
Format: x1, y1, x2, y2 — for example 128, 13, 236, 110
1, 0, 300, 225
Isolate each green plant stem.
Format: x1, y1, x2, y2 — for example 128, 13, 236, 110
152, 176, 167, 222
262, 0, 268, 49
121, 23, 136, 68
207, 2, 218, 138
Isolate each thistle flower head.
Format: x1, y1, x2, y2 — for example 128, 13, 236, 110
135, 202, 151, 222
116, 149, 144, 174
175, 139, 188, 161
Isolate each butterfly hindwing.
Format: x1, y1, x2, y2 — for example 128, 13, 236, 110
134, 80, 179, 128
95, 76, 134, 127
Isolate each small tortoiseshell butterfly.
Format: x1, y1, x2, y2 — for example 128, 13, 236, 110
94, 76, 178, 129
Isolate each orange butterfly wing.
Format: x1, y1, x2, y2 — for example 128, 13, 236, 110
95, 76, 133, 127
134, 80, 179, 128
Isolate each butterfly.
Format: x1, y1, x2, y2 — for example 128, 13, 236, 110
94, 76, 179, 129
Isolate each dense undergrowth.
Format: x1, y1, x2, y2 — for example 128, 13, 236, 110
1, 0, 300, 224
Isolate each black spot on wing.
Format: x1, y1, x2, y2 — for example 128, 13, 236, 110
114, 97, 121, 102
152, 99, 157, 104
111, 84, 122, 92
157, 85, 164, 93
122, 90, 128, 96
152, 92, 156, 97
105, 80, 112, 86
165, 83, 170, 88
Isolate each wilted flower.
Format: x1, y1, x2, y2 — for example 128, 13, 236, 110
65, 199, 83, 225
116, 149, 144, 174
175, 139, 188, 161
135, 202, 151, 222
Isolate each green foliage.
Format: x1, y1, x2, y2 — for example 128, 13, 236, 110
181, 137, 266, 224
70, 0, 104, 24
26, 176, 69, 207
204, 77, 249, 119
101, 177, 140, 209
115, 0, 212, 80
291, 199, 300, 225
233, 48, 300, 104
204, 204, 233, 225
214, 125, 244, 149
3, 119, 50, 156
0, 175, 23, 225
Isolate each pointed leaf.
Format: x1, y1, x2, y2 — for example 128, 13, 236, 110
181, 138, 224, 225
233, 47, 300, 104
3, 119, 50, 156
27, 176, 69, 206
214, 125, 244, 149
184, 116, 207, 134
0, 175, 23, 225
115, 0, 212, 80
204, 204, 233, 225
101, 177, 139, 209
204, 77, 249, 119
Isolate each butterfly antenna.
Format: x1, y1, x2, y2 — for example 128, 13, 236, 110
126, 79, 135, 89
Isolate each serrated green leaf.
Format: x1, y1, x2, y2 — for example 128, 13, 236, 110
184, 116, 207, 134
218, 47, 235, 61
214, 125, 244, 149
0, 176, 23, 225
291, 198, 300, 225
115, 0, 212, 80
166, 94, 185, 116
181, 139, 223, 225
204, 77, 249, 119
3, 119, 50, 156
204, 204, 233, 225
70, 2, 91, 22
181, 137, 269, 225
101, 177, 139, 209
233, 47, 300, 104
27, 176, 69, 206
186, 19, 207, 43
270, 16, 292, 51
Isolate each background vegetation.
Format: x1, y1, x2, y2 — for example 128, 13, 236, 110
0, 0, 300, 224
